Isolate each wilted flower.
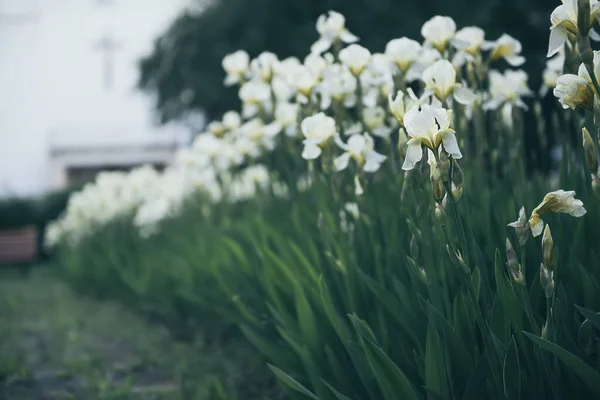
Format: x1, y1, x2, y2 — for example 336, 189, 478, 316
385, 37, 422, 72
333, 133, 387, 172
529, 190, 587, 237
482, 34, 525, 66
547, 0, 600, 57
339, 44, 371, 76
553, 74, 595, 109
401, 104, 462, 170
301, 112, 338, 159
421, 16, 457, 52
311, 11, 359, 54
452, 26, 485, 56
421, 59, 477, 104
223, 50, 250, 86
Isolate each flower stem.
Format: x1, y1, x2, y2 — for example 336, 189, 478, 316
518, 246, 540, 334
443, 180, 469, 265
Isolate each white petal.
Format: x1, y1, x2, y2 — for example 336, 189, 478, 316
354, 175, 364, 196
340, 30, 359, 43
364, 151, 386, 172
505, 55, 526, 67
420, 88, 436, 101
441, 130, 462, 159
334, 152, 351, 171
242, 103, 259, 118
320, 94, 332, 110
372, 126, 392, 138
570, 202, 587, 217
311, 38, 332, 55
482, 95, 505, 110
334, 134, 349, 150
590, 28, 600, 41
284, 125, 297, 137
405, 63, 426, 82
530, 217, 544, 237
302, 143, 322, 160
297, 93, 309, 104
343, 94, 357, 108
547, 26, 567, 57
451, 37, 470, 50
453, 85, 478, 105
404, 106, 437, 139
347, 135, 366, 153
480, 40, 495, 50
224, 75, 239, 86
515, 98, 528, 110
264, 123, 282, 137
402, 139, 423, 170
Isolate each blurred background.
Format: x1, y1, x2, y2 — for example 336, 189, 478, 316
0, 0, 557, 263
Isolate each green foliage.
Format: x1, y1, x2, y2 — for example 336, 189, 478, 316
53, 112, 600, 398
139, 0, 556, 122
51, 4, 600, 397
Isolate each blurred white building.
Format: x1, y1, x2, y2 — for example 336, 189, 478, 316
0, 0, 197, 196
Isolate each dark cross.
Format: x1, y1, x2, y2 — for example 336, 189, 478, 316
93, 33, 122, 89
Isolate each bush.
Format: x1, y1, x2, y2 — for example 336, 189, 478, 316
0, 197, 39, 229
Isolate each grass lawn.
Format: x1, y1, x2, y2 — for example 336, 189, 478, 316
0, 264, 283, 399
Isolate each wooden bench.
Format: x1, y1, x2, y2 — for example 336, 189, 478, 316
0, 226, 38, 264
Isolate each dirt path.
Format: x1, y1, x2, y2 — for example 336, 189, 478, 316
0, 266, 277, 399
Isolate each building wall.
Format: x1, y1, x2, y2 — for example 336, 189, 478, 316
0, 0, 192, 196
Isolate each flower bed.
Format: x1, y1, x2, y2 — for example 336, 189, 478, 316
46, 3, 600, 399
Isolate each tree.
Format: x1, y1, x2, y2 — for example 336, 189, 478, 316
138, 0, 556, 124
